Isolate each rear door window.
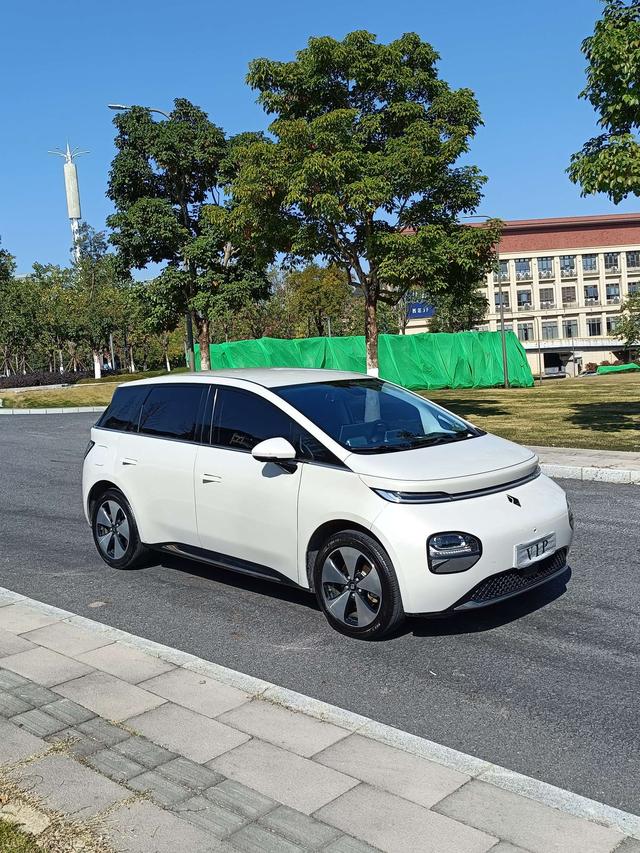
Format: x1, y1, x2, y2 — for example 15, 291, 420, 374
97, 385, 149, 432
138, 384, 204, 442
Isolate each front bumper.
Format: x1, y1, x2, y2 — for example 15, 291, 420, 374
371, 472, 573, 614
452, 547, 569, 610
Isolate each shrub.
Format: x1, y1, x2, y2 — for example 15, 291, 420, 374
0, 370, 93, 390
598, 360, 611, 367
584, 362, 597, 372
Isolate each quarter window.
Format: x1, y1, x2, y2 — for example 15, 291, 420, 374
97, 386, 148, 432
212, 387, 340, 465
139, 385, 203, 441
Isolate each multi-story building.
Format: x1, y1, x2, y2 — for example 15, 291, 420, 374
408, 213, 640, 375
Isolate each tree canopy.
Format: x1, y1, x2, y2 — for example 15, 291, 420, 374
568, 0, 640, 202
232, 30, 500, 369
107, 99, 271, 369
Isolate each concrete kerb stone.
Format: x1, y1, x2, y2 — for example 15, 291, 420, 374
540, 462, 640, 485
1, 585, 638, 841
0, 406, 106, 414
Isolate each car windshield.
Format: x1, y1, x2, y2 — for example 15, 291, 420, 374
276, 378, 481, 454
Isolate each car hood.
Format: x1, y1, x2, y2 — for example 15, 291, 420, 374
346, 433, 538, 496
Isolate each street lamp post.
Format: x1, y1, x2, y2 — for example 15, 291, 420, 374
462, 215, 510, 389
107, 103, 196, 371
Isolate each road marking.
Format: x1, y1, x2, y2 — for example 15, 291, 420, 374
0, 584, 638, 839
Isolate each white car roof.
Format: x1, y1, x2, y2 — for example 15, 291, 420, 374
123, 368, 369, 389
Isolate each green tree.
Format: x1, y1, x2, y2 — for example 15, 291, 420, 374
285, 264, 352, 337
107, 100, 272, 370
69, 225, 127, 378
615, 292, 640, 349
568, 0, 640, 201
232, 31, 500, 371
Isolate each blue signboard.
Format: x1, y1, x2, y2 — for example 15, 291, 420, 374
407, 302, 435, 320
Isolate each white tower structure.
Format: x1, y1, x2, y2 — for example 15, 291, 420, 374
50, 143, 87, 262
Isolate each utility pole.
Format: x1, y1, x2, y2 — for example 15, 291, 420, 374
49, 143, 87, 262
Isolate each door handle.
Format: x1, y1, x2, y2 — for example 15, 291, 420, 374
121, 458, 138, 466
201, 473, 222, 483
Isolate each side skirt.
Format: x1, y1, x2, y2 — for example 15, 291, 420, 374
152, 542, 305, 589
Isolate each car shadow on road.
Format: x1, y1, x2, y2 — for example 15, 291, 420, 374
153, 553, 321, 611
150, 554, 571, 638
406, 568, 571, 638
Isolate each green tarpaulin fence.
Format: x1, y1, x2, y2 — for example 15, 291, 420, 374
194, 331, 533, 390
596, 363, 640, 375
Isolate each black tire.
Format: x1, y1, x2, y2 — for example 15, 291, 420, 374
91, 487, 149, 570
313, 529, 405, 640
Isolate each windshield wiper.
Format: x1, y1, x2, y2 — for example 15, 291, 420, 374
398, 430, 473, 448
352, 443, 412, 454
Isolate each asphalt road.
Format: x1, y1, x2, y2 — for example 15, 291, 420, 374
1, 414, 638, 814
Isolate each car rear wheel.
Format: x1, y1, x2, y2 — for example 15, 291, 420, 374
91, 488, 148, 570
314, 530, 405, 640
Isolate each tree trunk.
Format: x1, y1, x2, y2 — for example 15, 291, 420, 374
163, 333, 171, 372
129, 345, 136, 374
58, 349, 64, 373
92, 350, 102, 379
364, 293, 379, 376
195, 313, 211, 371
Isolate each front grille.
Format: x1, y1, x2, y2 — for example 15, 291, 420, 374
458, 548, 568, 607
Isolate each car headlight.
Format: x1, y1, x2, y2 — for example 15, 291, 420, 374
566, 496, 575, 531
427, 532, 482, 574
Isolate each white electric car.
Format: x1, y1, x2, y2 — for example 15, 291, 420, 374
82, 369, 573, 639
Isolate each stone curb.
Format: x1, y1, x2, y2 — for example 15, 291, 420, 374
0, 406, 107, 414
0, 585, 638, 841
540, 462, 640, 485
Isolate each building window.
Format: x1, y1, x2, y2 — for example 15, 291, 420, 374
495, 259, 509, 282
604, 252, 619, 271
587, 318, 602, 336
542, 322, 558, 340
495, 292, 510, 309
626, 251, 640, 270
606, 283, 620, 303
559, 255, 576, 276
584, 284, 599, 303
562, 318, 579, 338
517, 290, 532, 308
539, 287, 554, 306
562, 286, 577, 306
517, 322, 534, 342
628, 281, 640, 295
606, 315, 621, 334
582, 253, 598, 273
537, 257, 554, 279
515, 258, 531, 280
473, 325, 489, 332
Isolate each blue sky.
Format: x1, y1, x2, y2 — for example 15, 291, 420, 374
1, 0, 636, 274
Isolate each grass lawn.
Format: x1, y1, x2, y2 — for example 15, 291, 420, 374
2, 370, 638, 452
425, 373, 640, 452
0, 819, 39, 852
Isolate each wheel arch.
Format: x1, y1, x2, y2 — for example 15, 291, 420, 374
305, 520, 383, 591
87, 479, 131, 520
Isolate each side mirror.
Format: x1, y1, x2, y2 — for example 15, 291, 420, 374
251, 437, 297, 464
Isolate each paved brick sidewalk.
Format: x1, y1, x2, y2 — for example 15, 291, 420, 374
0, 592, 638, 853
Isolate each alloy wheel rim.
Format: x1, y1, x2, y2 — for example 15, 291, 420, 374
321, 546, 382, 628
95, 500, 130, 560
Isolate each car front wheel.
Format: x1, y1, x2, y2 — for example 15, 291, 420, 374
91, 488, 148, 570
314, 530, 405, 640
